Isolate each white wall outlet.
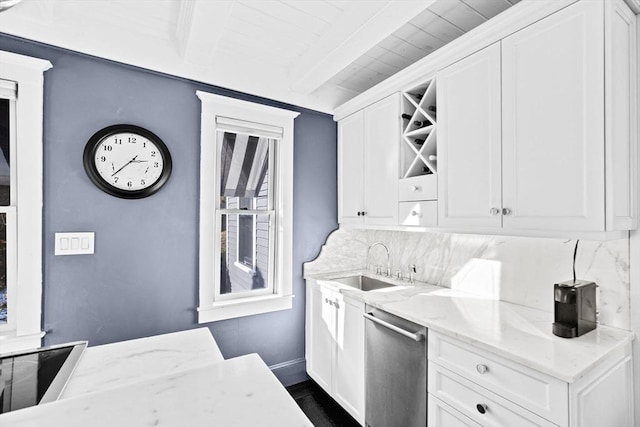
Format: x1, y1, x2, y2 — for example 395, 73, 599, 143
55, 232, 95, 255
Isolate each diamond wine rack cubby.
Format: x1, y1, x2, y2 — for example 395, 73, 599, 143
401, 78, 437, 178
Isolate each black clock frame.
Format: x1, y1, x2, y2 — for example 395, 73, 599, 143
83, 124, 172, 199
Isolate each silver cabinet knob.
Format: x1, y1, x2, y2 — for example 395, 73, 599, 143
333, 301, 340, 309
489, 208, 500, 216
476, 403, 488, 414
502, 208, 511, 215
476, 364, 488, 374
411, 185, 421, 192
411, 210, 421, 217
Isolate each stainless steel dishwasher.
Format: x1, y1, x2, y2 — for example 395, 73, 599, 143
364, 305, 427, 427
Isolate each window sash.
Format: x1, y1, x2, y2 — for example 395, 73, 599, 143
214, 211, 276, 302
0, 208, 16, 332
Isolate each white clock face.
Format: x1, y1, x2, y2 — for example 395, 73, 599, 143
93, 132, 165, 191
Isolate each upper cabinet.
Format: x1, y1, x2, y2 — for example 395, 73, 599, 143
437, 0, 637, 235
338, 93, 399, 225
335, 0, 637, 238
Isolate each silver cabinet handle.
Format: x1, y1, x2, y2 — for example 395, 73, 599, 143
363, 312, 425, 342
502, 208, 511, 215
476, 364, 488, 374
489, 208, 500, 216
333, 300, 340, 309
325, 298, 333, 306
476, 403, 488, 414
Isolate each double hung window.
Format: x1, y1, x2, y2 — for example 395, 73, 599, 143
0, 80, 16, 328
0, 51, 50, 353
197, 92, 298, 322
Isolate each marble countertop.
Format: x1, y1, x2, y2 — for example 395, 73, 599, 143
308, 270, 635, 383
1, 328, 312, 426
62, 327, 225, 398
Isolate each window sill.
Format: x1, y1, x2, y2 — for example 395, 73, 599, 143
197, 294, 293, 323
0, 330, 45, 354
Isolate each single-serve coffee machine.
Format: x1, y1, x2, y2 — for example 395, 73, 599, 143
552, 280, 597, 338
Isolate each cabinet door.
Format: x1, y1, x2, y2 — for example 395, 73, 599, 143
338, 111, 365, 224
501, 0, 605, 231
333, 294, 365, 424
437, 43, 502, 229
305, 282, 334, 393
363, 94, 399, 225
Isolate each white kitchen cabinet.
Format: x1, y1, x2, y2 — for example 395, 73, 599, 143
428, 331, 634, 427
338, 93, 399, 226
305, 279, 365, 424
437, 0, 637, 234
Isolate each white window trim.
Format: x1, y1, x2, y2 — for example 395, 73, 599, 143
0, 51, 51, 353
196, 92, 299, 322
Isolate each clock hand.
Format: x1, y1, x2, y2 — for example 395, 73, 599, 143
111, 155, 139, 177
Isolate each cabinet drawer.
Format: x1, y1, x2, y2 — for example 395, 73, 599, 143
399, 174, 437, 201
399, 201, 437, 227
428, 333, 568, 426
430, 364, 558, 427
429, 394, 482, 427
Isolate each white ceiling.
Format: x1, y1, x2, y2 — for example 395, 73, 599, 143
0, 0, 518, 113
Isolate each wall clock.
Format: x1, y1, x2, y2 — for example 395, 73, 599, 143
83, 124, 172, 199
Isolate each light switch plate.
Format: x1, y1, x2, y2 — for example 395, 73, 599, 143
55, 232, 95, 255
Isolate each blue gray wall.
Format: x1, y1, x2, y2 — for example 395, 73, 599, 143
0, 34, 338, 385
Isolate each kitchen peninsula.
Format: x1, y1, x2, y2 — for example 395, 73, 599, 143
0, 328, 312, 426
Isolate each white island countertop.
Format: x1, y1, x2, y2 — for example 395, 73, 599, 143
1, 328, 312, 426
308, 270, 635, 383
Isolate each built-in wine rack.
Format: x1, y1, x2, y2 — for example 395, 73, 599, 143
400, 78, 437, 178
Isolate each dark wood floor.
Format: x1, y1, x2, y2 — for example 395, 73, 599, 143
287, 380, 362, 427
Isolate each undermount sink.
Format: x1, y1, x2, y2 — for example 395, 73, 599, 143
333, 275, 395, 291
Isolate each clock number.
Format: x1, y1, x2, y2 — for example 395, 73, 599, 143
114, 177, 119, 183
114, 138, 122, 144
141, 179, 146, 186
127, 181, 133, 188
154, 162, 159, 168
100, 156, 107, 162
151, 151, 156, 157
128, 137, 136, 143
103, 145, 112, 151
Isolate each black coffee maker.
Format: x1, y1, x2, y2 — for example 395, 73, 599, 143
552, 280, 597, 338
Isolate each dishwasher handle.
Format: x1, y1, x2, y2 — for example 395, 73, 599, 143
363, 312, 425, 342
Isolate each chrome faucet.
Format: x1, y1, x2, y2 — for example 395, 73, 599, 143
367, 242, 390, 277
408, 264, 416, 284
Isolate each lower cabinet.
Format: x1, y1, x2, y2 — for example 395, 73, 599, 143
305, 279, 365, 425
428, 332, 634, 427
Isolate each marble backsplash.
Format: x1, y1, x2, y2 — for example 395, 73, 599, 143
304, 228, 630, 330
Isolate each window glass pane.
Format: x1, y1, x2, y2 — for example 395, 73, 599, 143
0, 213, 6, 323
0, 99, 10, 206
218, 131, 270, 210
219, 213, 270, 295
